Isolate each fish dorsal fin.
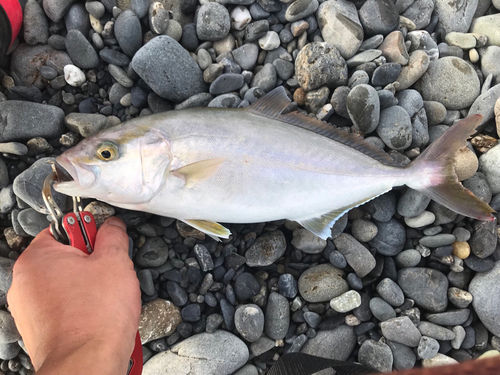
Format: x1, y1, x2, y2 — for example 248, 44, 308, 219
298, 192, 389, 239
247, 87, 402, 168
182, 219, 231, 241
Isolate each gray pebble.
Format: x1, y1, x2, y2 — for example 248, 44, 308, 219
395, 249, 422, 268
132, 36, 206, 103
232, 44, 259, 71
210, 74, 244, 95
419, 234, 456, 247
376, 278, 405, 306
278, 274, 298, 298
196, 3, 230, 41
235, 304, 264, 342
387, 340, 417, 370
265, 292, 290, 340
369, 218, 406, 256
17, 208, 49, 237
65, 3, 91, 36
470, 218, 498, 259
369, 297, 396, 321
363, 192, 396, 222
115, 10, 142, 57
333, 233, 376, 277
451, 325, 466, 349
13, 158, 70, 214
346, 84, 380, 134
24, 0, 49, 45
250, 63, 277, 92
99, 48, 130, 67
285, 0, 319, 22
470, 262, 500, 336
43, 0, 76, 22
351, 219, 378, 243
448, 287, 473, 308
135, 237, 169, 268
358, 339, 393, 372
295, 42, 347, 91
65, 113, 107, 138
377, 106, 413, 151
301, 325, 356, 361
316, 0, 363, 59
398, 268, 448, 312
414, 57, 480, 110
425, 309, 471, 325
85, 1, 105, 18
329, 250, 347, 269
65, 30, 99, 69
131, 0, 148, 18
0, 343, 20, 361
0, 312, 20, 344
138, 269, 155, 296
298, 264, 348, 303
381, 316, 422, 347
418, 321, 455, 341
417, 336, 439, 359
108, 64, 134, 88
359, 0, 399, 37
246, 230, 286, 267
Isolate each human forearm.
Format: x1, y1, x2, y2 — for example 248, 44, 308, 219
36, 338, 131, 375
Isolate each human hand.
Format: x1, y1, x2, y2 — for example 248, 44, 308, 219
7, 217, 141, 374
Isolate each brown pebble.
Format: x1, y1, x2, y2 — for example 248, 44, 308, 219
293, 87, 307, 106
453, 146, 478, 181
471, 134, 498, 153
452, 241, 471, 259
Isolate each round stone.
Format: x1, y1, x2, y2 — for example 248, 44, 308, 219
417, 336, 440, 359
298, 264, 348, 303
196, 3, 230, 41
358, 339, 393, 372
295, 42, 348, 92
346, 84, 380, 134
351, 219, 378, 243
452, 241, 470, 259
381, 316, 422, 347
231, 6, 252, 31
395, 249, 422, 268
115, 10, 142, 57
376, 278, 405, 306
245, 230, 286, 267
258, 31, 280, 51
0, 311, 20, 344
64, 64, 86, 87
377, 106, 412, 151
291, 228, 326, 254
398, 268, 448, 312
414, 57, 480, 110
369, 297, 396, 321
330, 290, 362, 313
234, 304, 264, 342
135, 237, 169, 268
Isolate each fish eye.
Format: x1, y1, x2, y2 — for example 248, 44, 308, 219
96, 142, 119, 161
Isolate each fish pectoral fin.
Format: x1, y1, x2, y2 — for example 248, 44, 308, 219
171, 158, 225, 188
182, 219, 231, 241
297, 193, 389, 240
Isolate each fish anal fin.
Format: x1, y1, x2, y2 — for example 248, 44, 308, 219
183, 219, 231, 241
246, 88, 402, 168
172, 158, 224, 188
297, 193, 389, 240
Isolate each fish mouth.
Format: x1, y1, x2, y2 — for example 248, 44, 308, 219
54, 156, 96, 191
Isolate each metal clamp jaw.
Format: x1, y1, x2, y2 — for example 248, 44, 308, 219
42, 172, 97, 254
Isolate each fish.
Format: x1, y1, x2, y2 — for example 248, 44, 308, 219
53, 87, 495, 240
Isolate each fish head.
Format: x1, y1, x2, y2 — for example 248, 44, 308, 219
54, 124, 172, 204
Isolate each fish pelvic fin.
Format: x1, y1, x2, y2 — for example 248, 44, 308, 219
406, 115, 495, 222
298, 193, 387, 240
182, 219, 231, 241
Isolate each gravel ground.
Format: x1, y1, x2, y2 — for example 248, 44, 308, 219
0, 0, 500, 374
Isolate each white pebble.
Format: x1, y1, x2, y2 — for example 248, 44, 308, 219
259, 31, 280, 51
231, 6, 251, 31
469, 48, 479, 63
89, 14, 103, 34
422, 353, 458, 367
404, 211, 436, 228
330, 290, 362, 313
64, 64, 86, 87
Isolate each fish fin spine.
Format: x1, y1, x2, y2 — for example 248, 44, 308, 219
407, 115, 495, 221
182, 219, 231, 240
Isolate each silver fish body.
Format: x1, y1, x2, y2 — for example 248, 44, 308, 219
54, 88, 494, 239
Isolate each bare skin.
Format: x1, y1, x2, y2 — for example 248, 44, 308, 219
7, 217, 141, 374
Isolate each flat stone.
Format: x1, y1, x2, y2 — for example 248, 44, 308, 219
396, 50, 430, 91
425, 309, 471, 325
434, 0, 478, 35
470, 14, 500, 47
234, 304, 264, 342
333, 233, 376, 277
316, 0, 363, 59
142, 331, 249, 375
265, 292, 290, 340
370, 297, 396, 321
397, 268, 448, 312
298, 264, 348, 303
132, 36, 207, 103
418, 321, 455, 341
414, 57, 480, 109
301, 325, 356, 361
422, 353, 458, 367
470, 262, 500, 336
381, 316, 422, 347
292, 228, 326, 254
246, 230, 286, 266
330, 290, 362, 313
346, 84, 380, 134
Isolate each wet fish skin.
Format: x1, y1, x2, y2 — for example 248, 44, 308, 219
54, 87, 494, 240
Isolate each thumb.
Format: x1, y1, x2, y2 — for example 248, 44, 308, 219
91, 217, 130, 259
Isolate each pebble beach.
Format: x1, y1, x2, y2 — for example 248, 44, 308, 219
0, 0, 500, 374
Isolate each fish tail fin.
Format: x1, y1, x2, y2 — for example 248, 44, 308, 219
406, 114, 495, 221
